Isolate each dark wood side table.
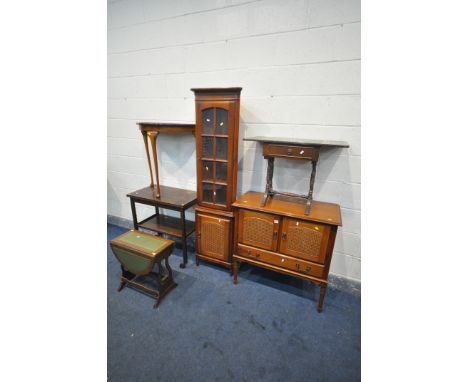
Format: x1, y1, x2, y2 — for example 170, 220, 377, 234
127, 185, 197, 268
243, 136, 349, 215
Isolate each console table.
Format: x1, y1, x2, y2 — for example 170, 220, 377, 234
243, 136, 349, 215
133, 122, 197, 268
127, 186, 196, 268
138, 122, 195, 198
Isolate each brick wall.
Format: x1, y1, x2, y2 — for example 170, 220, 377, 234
107, 0, 361, 281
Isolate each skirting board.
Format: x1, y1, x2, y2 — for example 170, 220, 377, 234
107, 214, 361, 297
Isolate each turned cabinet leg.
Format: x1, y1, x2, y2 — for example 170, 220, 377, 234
233, 261, 239, 285
196, 256, 200, 266
317, 285, 327, 313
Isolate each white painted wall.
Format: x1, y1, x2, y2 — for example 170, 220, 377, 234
107, 0, 361, 281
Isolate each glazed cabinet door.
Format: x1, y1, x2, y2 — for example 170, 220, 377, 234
196, 213, 231, 262
237, 210, 280, 251
279, 218, 330, 264
197, 102, 236, 210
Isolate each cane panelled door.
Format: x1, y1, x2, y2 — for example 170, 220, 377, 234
237, 210, 280, 251
196, 213, 231, 262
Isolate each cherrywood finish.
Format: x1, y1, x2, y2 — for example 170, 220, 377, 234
232, 191, 341, 313
232, 191, 342, 226
263, 144, 319, 161
237, 210, 280, 251
138, 122, 195, 198
244, 136, 349, 215
196, 213, 231, 264
192, 87, 242, 269
127, 185, 197, 268
110, 230, 177, 308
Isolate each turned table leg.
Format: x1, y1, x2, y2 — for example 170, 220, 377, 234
261, 157, 274, 207
317, 285, 327, 313
304, 160, 317, 215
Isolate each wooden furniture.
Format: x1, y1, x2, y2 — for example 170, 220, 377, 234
244, 136, 349, 215
191, 87, 242, 269
232, 191, 342, 313
138, 122, 195, 198
110, 229, 177, 308
127, 185, 196, 268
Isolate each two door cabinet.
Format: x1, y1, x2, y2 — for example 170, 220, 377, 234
232, 191, 342, 313
192, 88, 242, 268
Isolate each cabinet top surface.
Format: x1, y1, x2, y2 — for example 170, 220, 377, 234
244, 136, 349, 148
127, 185, 197, 207
232, 192, 342, 226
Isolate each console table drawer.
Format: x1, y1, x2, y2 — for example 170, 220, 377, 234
237, 243, 325, 279
263, 144, 319, 160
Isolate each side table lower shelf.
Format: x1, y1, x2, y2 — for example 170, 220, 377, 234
139, 214, 195, 237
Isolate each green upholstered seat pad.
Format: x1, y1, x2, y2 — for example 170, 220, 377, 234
116, 230, 168, 253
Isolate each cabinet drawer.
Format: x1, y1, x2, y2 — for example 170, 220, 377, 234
263, 144, 319, 161
237, 243, 325, 279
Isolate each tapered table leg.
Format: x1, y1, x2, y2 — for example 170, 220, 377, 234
130, 199, 138, 229
148, 132, 161, 198
141, 131, 154, 187
233, 261, 239, 285
317, 285, 327, 313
